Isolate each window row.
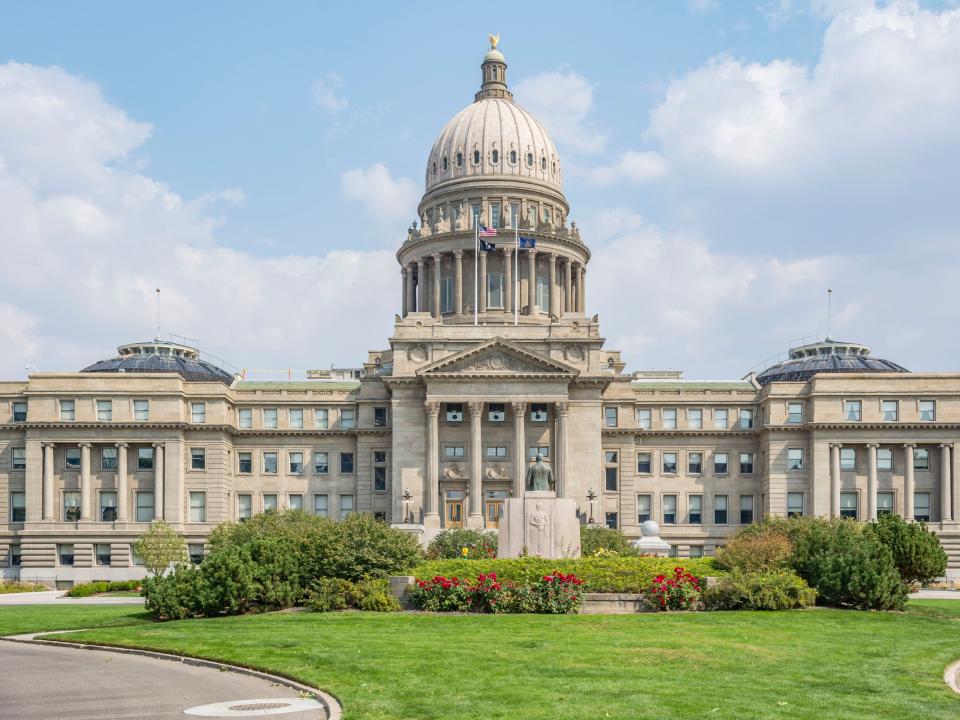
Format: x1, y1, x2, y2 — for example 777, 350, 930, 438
603, 450, 756, 489
441, 403, 550, 424
443, 445, 550, 460
835, 446, 933, 472
635, 493, 756, 526
6, 446, 159, 472
609, 407, 755, 430
236, 492, 355, 521
17, 542, 207, 568
236, 450, 382, 480
238, 406, 370, 429
784, 399, 938, 424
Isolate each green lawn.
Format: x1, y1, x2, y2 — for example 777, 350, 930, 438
32, 602, 959, 720
0, 605, 150, 636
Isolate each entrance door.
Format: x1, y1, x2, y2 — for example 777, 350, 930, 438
484, 500, 504, 528
445, 499, 464, 528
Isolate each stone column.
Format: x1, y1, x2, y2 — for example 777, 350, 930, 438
468, 401, 484, 526
555, 401, 569, 498
527, 250, 538, 317
512, 401, 527, 498
941, 443, 953, 522
503, 247, 513, 319
116, 442, 128, 521
80, 442, 91, 521
563, 258, 572, 314
405, 263, 416, 316
42, 443, 54, 520
153, 442, 165, 521
548, 253, 558, 318
424, 401, 440, 526
416, 258, 426, 312
867, 443, 878, 521
453, 249, 464, 317
904, 443, 915, 521
577, 264, 586, 313
478, 250, 488, 314
400, 267, 408, 317
431, 253, 441, 319
830, 443, 841, 518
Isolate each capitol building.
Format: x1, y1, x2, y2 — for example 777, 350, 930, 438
1, 42, 958, 584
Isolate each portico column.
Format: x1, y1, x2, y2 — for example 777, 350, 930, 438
512, 401, 527, 498
42, 443, 54, 520
468, 401, 484, 526
904, 444, 915, 521
503, 247, 513, 318
153, 442, 165, 521
563, 258, 572, 314
577, 264, 586, 313
400, 267, 409, 317
431, 253, 441, 319
478, 250, 488, 314
424, 401, 440, 526
116, 442, 128, 521
527, 249, 538, 317
453, 249, 464, 317
79, 442, 91, 521
940, 444, 953, 522
405, 264, 416, 316
830, 443, 841, 518
867, 443, 878, 521
548, 253, 558, 318
555, 401, 569, 498
416, 258, 426, 312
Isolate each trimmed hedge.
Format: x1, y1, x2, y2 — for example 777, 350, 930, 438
414, 556, 720, 593
704, 570, 816, 611
66, 580, 141, 598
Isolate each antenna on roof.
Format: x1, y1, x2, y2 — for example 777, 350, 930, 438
155, 288, 161, 341
826, 288, 832, 341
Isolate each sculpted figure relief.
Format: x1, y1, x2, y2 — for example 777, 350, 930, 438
525, 454, 555, 492
528, 502, 550, 556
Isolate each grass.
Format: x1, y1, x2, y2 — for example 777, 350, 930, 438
0, 605, 151, 636
35, 601, 960, 720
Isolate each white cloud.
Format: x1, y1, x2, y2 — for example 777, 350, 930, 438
340, 162, 418, 222
514, 70, 607, 154
581, 150, 668, 185
0, 62, 395, 379
311, 73, 347, 114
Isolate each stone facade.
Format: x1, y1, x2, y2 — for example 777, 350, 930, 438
1, 41, 958, 584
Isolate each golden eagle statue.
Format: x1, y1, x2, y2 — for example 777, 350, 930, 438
488, 33, 500, 50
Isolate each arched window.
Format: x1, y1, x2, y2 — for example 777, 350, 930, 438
492, 67, 497, 80
432, 161, 437, 176
456, 151, 463, 167
509, 150, 517, 164
491, 149, 499, 164
526, 152, 534, 167
473, 149, 480, 165
541, 156, 547, 171
442, 156, 448, 171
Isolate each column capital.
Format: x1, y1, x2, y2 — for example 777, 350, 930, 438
467, 400, 484, 416
940, 442, 954, 448
416, 256, 426, 267
502, 246, 512, 257
78, 442, 92, 449
527, 247, 537, 258
866, 442, 880, 448
453, 248, 464, 259
152, 441, 165, 449
556, 401, 570, 416
548, 251, 558, 261
903, 442, 917, 448
115, 441, 128, 448
829, 442, 843, 449
42, 442, 56, 448
424, 400, 441, 418
511, 400, 527, 414
431, 251, 441, 262
401, 267, 408, 277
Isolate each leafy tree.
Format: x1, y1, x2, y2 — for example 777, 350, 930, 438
134, 521, 187, 577
579, 525, 638, 557
865, 513, 948, 586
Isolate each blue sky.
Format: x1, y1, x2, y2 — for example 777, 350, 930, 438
0, 1, 958, 379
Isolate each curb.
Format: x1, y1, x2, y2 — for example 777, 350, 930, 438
1, 633, 342, 719
946, 658, 960, 695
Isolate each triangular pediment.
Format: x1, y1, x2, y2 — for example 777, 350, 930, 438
417, 338, 579, 378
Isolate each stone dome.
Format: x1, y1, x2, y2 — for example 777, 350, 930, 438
755, 338, 908, 386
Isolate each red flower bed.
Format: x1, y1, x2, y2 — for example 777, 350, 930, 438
647, 566, 702, 611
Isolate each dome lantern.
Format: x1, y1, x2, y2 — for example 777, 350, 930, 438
475, 34, 512, 102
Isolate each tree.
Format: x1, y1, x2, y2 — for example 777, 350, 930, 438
865, 513, 948, 586
134, 521, 187, 577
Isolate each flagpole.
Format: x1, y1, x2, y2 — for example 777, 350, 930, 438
514, 225, 519, 325
474, 214, 479, 326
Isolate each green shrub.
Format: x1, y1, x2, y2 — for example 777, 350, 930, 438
714, 526, 793, 573
579, 526, 638, 557
865, 513, 948, 586
351, 579, 401, 612
195, 545, 259, 616
0, 580, 50, 594
704, 570, 817, 610
142, 566, 206, 620
306, 577, 354, 612
414, 556, 719, 593
426, 529, 498, 559
66, 580, 141, 598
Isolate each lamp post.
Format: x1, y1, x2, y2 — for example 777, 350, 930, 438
402, 488, 413, 524
586, 487, 597, 525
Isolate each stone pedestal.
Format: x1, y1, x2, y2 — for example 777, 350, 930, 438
498, 491, 581, 558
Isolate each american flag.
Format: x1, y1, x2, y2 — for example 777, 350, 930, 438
478, 225, 497, 237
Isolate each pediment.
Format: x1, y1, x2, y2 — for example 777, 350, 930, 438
417, 338, 578, 378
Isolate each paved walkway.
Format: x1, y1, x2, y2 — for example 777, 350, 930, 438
0, 640, 330, 719
0, 590, 144, 605
909, 589, 960, 600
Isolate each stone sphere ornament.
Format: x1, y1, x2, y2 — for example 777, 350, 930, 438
640, 520, 661, 537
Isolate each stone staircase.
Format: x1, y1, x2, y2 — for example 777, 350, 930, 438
935, 530, 960, 579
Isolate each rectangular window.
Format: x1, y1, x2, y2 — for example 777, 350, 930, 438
374, 407, 388, 427
63, 491, 81, 521
11, 447, 26, 471
101, 447, 118, 471
919, 400, 936, 422
877, 492, 894, 516
238, 408, 252, 428
10, 544, 21, 567
714, 452, 729, 475
263, 494, 278, 512
60, 399, 76, 421
288, 494, 303, 511
189, 492, 206, 522
530, 403, 548, 422
374, 460, 387, 493
289, 451, 304, 474
65, 447, 81, 470
490, 202, 501, 229
787, 492, 804, 518
485, 446, 507, 458
136, 492, 154, 522
100, 491, 117, 522
840, 492, 858, 519
488, 272, 504, 309
289, 408, 304, 428
877, 448, 893, 471
914, 492, 931, 522
740, 495, 754, 525
713, 408, 728, 429
263, 451, 278, 474
93, 543, 110, 566
191, 447, 205, 470
133, 399, 149, 421
787, 448, 804, 470
913, 448, 929, 470
238, 452, 252, 474
636, 409, 651, 429
637, 452, 652, 474
604, 406, 618, 427
662, 408, 677, 429
688, 452, 702, 475
12, 401, 27, 422
535, 274, 550, 311
444, 446, 465, 459
604, 451, 618, 491
189, 543, 204, 564
10, 492, 25, 523
687, 408, 702, 429
739, 452, 754, 474
315, 409, 329, 429
441, 275, 454, 314
637, 494, 651, 523
662, 452, 678, 474
446, 403, 463, 422
314, 494, 329, 518
314, 452, 329, 474
689, 545, 704, 559
191, 402, 206, 424
138, 447, 154, 471
663, 495, 677, 524
787, 402, 803, 424
340, 409, 356, 429
488, 403, 505, 422
881, 400, 898, 422
59, 544, 75, 566
714, 495, 728, 524
96, 400, 112, 421
263, 408, 278, 429
528, 446, 550, 459
739, 409, 754, 429
340, 452, 355, 474
510, 203, 519, 229
339, 494, 354, 520
689, 494, 702, 524
840, 447, 857, 471
844, 400, 862, 421
605, 512, 618, 530
238, 494, 252, 521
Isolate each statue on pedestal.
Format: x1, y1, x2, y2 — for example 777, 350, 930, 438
525, 454, 555, 492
